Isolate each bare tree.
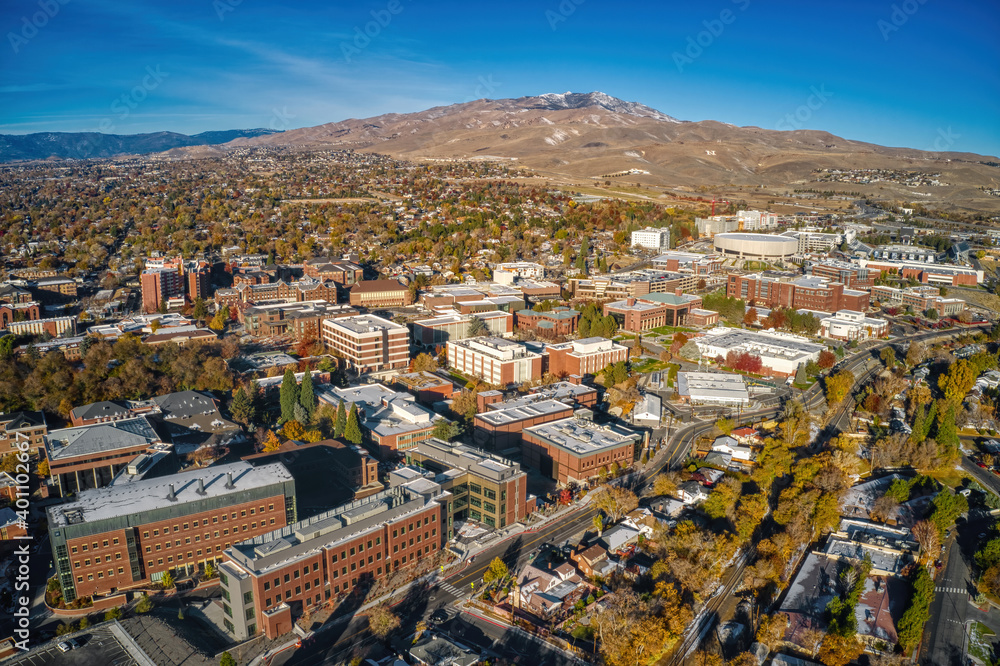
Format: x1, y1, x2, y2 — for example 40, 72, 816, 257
912, 520, 940, 561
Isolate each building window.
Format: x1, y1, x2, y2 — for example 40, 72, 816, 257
245, 608, 255, 621
243, 591, 253, 604
223, 603, 232, 618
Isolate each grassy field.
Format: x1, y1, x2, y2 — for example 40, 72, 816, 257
632, 358, 671, 374
650, 326, 696, 336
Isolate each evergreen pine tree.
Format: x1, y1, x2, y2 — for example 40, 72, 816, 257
333, 401, 347, 437
344, 402, 363, 445
910, 405, 925, 444
299, 371, 316, 418
279, 368, 299, 424
230, 386, 255, 426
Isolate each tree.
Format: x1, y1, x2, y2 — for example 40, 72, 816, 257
411, 353, 438, 372
37, 458, 49, 476
334, 400, 347, 437
925, 308, 938, 320
653, 472, 680, 498
367, 605, 401, 643
817, 349, 836, 369
906, 341, 926, 367
230, 386, 256, 427
817, 633, 863, 666
104, 606, 123, 621
299, 371, 316, 419
203, 562, 215, 580
161, 571, 174, 589
929, 489, 968, 537
593, 485, 639, 523
344, 402, 363, 445
262, 430, 282, 452
280, 420, 305, 441
193, 297, 208, 321
432, 419, 462, 442
78, 616, 90, 629
279, 368, 299, 423
880, 347, 895, 367
219, 651, 237, 666
912, 520, 940, 561
715, 417, 734, 435
209, 306, 229, 331
136, 593, 153, 614
743, 307, 758, 326
467, 315, 489, 338
825, 369, 855, 405
898, 568, 935, 653
483, 557, 510, 586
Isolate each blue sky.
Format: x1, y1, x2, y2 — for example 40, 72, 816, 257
1, 0, 998, 155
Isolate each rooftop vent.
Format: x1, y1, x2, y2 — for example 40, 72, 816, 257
196, 478, 206, 495
166, 484, 177, 501
225, 472, 235, 489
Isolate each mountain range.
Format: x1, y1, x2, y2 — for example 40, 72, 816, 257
4, 92, 998, 212
0, 128, 281, 162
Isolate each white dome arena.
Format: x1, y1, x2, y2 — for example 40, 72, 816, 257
713, 233, 798, 260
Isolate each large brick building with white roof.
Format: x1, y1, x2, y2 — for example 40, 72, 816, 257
321, 314, 409, 374
521, 414, 641, 484
446, 337, 543, 386
47, 461, 296, 603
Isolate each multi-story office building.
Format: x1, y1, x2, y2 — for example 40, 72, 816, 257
806, 260, 874, 290
494, 262, 545, 280
446, 337, 543, 386
693, 327, 824, 377
320, 315, 410, 374
870, 285, 966, 317
472, 396, 574, 453
0, 411, 47, 455
240, 301, 357, 340
403, 438, 533, 532
727, 273, 869, 313
411, 311, 513, 347
630, 228, 671, 251
543, 337, 628, 377
48, 461, 295, 603
569, 270, 692, 300
514, 307, 580, 337
0, 302, 41, 330
856, 258, 981, 286
521, 414, 641, 484
301, 258, 364, 285
818, 310, 890, 341
141, 268, 184, 313
348, 280, 413, 308
604, 292, 703, 332
5, 316, 76, 338
219, 480, 446, 639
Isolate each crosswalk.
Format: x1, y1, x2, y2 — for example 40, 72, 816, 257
935, 586, 967, 594
437, 581, 464, 597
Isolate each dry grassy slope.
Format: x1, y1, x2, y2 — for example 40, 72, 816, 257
169, 94, 1000, 213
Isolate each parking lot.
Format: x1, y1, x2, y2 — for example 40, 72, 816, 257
5, 624, 151, 666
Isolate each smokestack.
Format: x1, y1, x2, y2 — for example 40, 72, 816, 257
225, 472, 235, 489
166, 484, 177, 501
196, 478, 206, 495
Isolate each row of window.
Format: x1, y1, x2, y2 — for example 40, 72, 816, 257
71, 537, 119, 554
76, 566, 125, 583
263, 561, 321, 591
142, 520, 274, 553
140, 505, 276, 540
147, 546, 223, 568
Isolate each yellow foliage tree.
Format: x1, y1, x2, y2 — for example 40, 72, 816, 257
262, 430, 282, 452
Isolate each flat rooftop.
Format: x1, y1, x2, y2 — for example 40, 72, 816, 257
524, 416, 640, 456
477, 398, 572, 426
411, 437, 523, 482
323, 314, 406, 335
45, 416, 161, 462
47, 462, 292, 528
676, 372, 750, 400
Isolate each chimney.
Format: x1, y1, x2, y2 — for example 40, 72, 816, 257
627, 297, 636, 307
675, 288, 682, 296
166, 484, 177, 501
196, 478, 206, 495
225, 472, 235, 489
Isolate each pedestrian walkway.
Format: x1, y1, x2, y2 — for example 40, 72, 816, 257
935, 586, 968, 594
436, 581, 464, 598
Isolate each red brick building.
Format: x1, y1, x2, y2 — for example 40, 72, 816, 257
521, 415, 641, 484
302, 258, 364, 285
349, 280, 413, 308
727, 274, 869, 313
219, 481, 446, 640
47, 462, 296, 603
0, 302, 41, 330
0, 411, 47, 455
514, 307, 580, 337
473, 395, 575, 452
543, 337, 628, 377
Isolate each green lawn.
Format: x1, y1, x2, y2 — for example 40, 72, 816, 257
649, 326, 696, 336
632, 358, 670, 374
